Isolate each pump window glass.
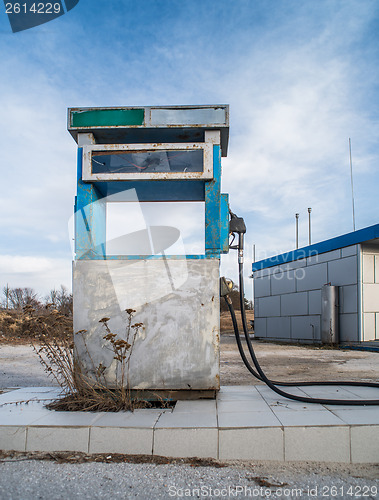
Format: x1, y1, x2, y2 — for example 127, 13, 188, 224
92, 150, 203, 174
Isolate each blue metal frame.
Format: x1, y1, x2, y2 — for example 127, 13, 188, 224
75, 148, 106, 259
220, 193, 230, 254
95, 180, 205, 201
75, 144, 229, 260
252, 223, 379, 271
205, 145, 221, 258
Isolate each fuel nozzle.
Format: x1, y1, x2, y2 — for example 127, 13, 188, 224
220, 277, 234, 304
229, 210, 246, 235
229, 210, 246, 263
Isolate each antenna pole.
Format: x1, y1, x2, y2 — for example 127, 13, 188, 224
308, 208, 312, 245
295, 213, 299, 249
349, 138, 356, 231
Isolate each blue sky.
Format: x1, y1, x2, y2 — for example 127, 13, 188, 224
0, 0, 378, 298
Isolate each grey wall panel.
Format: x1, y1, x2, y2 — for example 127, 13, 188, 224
254, 317, 267, 338
291, 315, 320, 341
267, 317, 290, 338
328, 255, 358, 286
339, 313, 359, 342
339, 284, 358, 314
253, 268, 271, 279
253, 245, 366, 344
254, 276, 271, 298
271, 270, 296, 295
281, 292, 308, 316
278, 259, 307, 271
297, 263, 328, 292
308, 290, 322, 315
259, 295, 281, 317
341, 245, 358, 258
254, 298, 260, 317
307, 249, 341, 265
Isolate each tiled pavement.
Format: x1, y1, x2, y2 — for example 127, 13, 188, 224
0, 385, 378, 463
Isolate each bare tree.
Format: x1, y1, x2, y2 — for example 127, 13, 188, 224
220, 284, 252, 312
2, 284, 10, 309
6, 287, 41, 310
45, 285, 72, 315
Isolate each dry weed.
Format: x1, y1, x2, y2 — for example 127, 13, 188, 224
32, 309, 167, 412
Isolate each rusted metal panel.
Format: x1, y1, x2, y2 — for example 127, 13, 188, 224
71, 108, 145, 128
149, 106, 227, 127
68, 105, 229, 156
69, 105, 228, 129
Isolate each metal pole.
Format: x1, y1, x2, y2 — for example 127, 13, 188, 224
349, 138, 356, 231
308, 207, 312, 245
295, 213, 299, 249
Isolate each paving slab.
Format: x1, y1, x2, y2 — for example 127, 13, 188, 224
0, 385, 378, 463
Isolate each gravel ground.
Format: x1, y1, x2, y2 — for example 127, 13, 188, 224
1, 337, 379, 388
0, 458, 378, 499
0, 340, 378, 499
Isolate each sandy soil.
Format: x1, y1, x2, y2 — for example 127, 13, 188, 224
1, 336, 378, 389
220, 335, 379, 385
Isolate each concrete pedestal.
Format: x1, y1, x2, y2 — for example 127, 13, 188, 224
73, 259, 220, 394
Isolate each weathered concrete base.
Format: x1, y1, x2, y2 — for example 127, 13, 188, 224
127, 389, 217, 401
73, 258, 220, 392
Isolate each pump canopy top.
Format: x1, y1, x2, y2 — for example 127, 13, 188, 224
69, 104, 230, 399
68, 105, 229, 154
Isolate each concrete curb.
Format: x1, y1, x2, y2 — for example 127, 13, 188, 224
0, 386, 378, 463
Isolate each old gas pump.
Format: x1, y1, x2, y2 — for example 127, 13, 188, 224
68, 105, 230, 399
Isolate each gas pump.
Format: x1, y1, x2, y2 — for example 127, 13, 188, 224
68, 105, 230, 399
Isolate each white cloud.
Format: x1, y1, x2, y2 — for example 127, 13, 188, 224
0, 0, 378, 295
0, 255, 71, 296
215, 14, 379, 258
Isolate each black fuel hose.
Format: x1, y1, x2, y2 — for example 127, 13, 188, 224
227, 229, 379, 405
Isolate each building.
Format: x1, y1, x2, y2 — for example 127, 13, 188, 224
252, 223, 379, 343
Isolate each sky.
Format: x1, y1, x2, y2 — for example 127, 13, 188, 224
0, 0, 378, 300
